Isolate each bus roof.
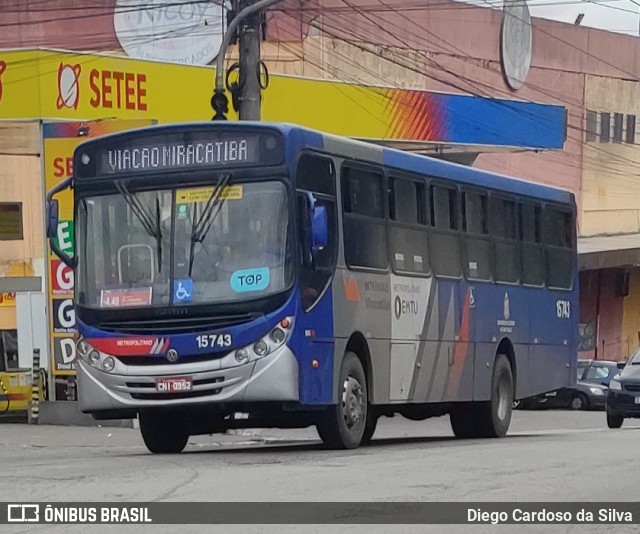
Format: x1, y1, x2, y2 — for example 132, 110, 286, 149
77, 121, 575, 206
296, 125, 575, 207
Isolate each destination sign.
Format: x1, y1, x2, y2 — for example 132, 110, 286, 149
106, 138, 257, 173
74, 128, 284, 179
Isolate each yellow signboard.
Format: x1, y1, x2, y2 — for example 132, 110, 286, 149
0, 292, 15, 307
176, 185, 243, 203
0, 48, 398, 140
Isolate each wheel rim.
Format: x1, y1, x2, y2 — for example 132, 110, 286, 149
342, 375, 365, 430
572, 397, 582, 409
496, 375, 509, 421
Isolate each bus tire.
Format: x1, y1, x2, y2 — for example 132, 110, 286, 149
139, 411, 189, 454
449, 406, 480, 438
317, 352, 368, 449
361, 409, 378, 446
450, 354, 513, 439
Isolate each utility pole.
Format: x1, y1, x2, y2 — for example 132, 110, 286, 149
212, 0, 283, 121
237, 0, 262, 120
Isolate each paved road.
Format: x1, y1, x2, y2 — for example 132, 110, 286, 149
1, 409, 639, 534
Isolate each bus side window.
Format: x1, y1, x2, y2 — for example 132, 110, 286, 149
462, 190, 491, 281
519, 202, 544, 286
296, 154, 338, 311
342, 165, 388, 270
429, 184, 462, 278
544, 206, 574, 289
389, 177, 429, 275
490, 196, 519, 284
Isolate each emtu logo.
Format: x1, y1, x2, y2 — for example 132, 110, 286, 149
56, 63, 81, 109
0, 60, 7, 103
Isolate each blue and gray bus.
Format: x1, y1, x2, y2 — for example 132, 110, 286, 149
47, 122, 578, 453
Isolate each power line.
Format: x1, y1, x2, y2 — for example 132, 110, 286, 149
303, 6, 640, 179
307, 0, 640, 175
4, 0, 640, 179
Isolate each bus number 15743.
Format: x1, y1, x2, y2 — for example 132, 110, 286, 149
196, 334, 232, 349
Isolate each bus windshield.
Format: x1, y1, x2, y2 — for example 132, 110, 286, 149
76, 179, 292, 309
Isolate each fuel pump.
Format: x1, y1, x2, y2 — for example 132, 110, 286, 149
0, 336, 32, 417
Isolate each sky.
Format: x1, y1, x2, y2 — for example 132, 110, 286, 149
527, 0, 640, 35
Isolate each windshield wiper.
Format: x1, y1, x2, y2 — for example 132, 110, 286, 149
116, 182, 163, 272
187, 174, 231, 277
155, 197, 162, 271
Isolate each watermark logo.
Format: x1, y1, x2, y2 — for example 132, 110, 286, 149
8, 504, 40, 523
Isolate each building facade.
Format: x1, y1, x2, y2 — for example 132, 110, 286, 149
0, 0, 639, 396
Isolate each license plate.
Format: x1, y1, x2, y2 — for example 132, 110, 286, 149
634, 397, 640, 404
155, 377, 193, 393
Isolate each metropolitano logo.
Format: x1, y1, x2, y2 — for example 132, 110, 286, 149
7, 504, 40, 522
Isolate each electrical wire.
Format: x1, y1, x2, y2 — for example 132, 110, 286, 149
305, 2, 640, 178
283, 6, 640, 181
3, 0, 640, 179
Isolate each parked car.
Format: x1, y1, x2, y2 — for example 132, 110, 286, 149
606, 348, 640, 428
517, 359, 623, 410
565, 359, 622, 410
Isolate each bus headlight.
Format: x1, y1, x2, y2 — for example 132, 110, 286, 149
88, 350, 101, 366
75, 338, 121, 373
235, 349, 250, 364
253, 340, 268, 357
77, 339, 91, 357
270, 328, 286, 344
225, 317, 294, 368
102, 357, 115, 372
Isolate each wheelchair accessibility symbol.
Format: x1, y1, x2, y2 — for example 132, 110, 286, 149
174, 280, 193, 303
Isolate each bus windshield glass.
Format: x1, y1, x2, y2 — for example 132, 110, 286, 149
76, 180, 292, 308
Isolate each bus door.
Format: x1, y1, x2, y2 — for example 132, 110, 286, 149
390, 277, 432, 402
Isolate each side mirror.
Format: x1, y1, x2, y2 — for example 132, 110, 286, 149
46, 199, 59, 239
311, 205, 328, 250
307, 192, 328, 253
46, 177, 75, 268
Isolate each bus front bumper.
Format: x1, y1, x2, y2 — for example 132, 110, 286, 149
77, 343, 300, 413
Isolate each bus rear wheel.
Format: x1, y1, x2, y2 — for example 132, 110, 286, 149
317, 352, 368, 449
139, 411, 189, 454
450, 354, 513, 439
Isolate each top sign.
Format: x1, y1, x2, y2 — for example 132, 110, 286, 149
113, 0, 226, 65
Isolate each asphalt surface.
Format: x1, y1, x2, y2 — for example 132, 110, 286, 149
1, 409, 639, 534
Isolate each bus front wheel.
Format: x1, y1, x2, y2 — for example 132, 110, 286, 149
317, 352, 368, 449
450, 353, 513, 439
139, 411, 189, 454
